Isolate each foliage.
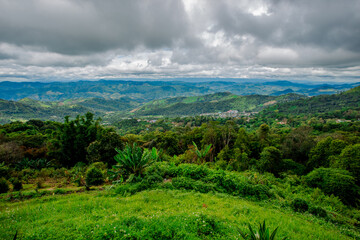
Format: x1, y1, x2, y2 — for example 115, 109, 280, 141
280, 159, 305, 175
86, 131, 123, 166
50, 112, 103, 167
15, 158, 52, 170
0, 162, 10, 179
305, 167, 359, 205
112, 143, 155, 180
10, 178, 23, 191
0, 142, 24, 165
239, 220, 287, 240
309, 206, 327, 218
0, 177, 9, 193
85, 167, 104, 186
192, 141, 212, 163
335, 144, 360, 184
257, 147, 282, 175
143, 163, 273, 200
291, 198, 309, 213
281, 126, 314, 164
307, 137, 346, 170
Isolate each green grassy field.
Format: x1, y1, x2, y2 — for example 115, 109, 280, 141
0, 189, 355, 240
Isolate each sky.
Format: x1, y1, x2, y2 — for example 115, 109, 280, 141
0, 0, 360, 82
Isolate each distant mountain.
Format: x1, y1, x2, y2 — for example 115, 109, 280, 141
0, 80, 358, 101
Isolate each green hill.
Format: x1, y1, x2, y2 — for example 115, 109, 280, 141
132, 92, 305, 117
261, 86, 360, 118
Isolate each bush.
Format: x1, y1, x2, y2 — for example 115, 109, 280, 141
291, 198, 309, 212
114, 182, 145, 196
309, 206, 327, 218
305, 167, 359, 205
281, 159, 306, 175
85, 167, 104, 186
11, 178, 23, 191
0, 163, 10, 179
0, 178, 9, 193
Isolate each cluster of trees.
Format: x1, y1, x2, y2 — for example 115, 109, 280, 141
1, 112, 360, 204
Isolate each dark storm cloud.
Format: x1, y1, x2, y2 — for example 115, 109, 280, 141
209, 0, 360, 52
0, 0, 359, 81
0, 0, 192, 55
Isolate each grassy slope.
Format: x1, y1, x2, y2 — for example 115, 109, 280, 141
0, 189, 353, 240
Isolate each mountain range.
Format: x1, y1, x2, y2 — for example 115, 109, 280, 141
1, 79, 359, 101
1, 80, 360, 124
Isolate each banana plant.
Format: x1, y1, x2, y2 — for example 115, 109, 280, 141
192, 141, 212, 163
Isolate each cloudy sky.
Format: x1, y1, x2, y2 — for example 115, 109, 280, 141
0, 0, 360, 82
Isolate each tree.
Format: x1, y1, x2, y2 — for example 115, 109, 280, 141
334, 144, 360, 184
0, 142, 24, 165
51, 112, 104, 167
87, 131, 124, 166
234, 128, 251, 155
257, 146, 282, 175
305, 167, 359, 205
307, 137, 347, 170
281, 126, 314, 164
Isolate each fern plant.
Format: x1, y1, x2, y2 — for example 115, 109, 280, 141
239, 220, 287, 240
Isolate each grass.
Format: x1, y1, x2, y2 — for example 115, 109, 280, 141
0, 189, 355, 240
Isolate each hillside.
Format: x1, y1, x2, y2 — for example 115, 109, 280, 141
262, 86, 360, 118
131, 92, 305, 117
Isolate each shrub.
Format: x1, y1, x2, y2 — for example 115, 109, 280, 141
85, 167, 104, 186
0, 178, 9, 193
309, 206, 327, 218
114, 182, 145, 196
11, 178, 23, 191
36, 181, 44, 189
305, 167, 359, 205
54, 188, 66, 195
291, 198, 309, 212
280, 159, 306, 175
89, 161, 107, 171
0, 162, 10, 179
